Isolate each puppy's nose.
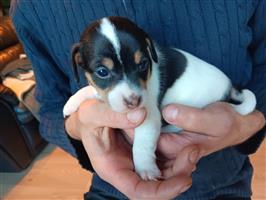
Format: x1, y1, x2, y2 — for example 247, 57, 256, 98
123, 94, 142, 109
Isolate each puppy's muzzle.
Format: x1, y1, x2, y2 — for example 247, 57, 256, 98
123, 94, 142, 109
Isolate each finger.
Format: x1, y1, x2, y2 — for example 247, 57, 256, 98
134, 175, 192, 200
238, 110, 266, 142
109, 169, 192, 200
157, 133, 193, 160
162, 103, 231, 134
162, 145, 199, 179
123, 129, 135, 142
78, 99, 146, 129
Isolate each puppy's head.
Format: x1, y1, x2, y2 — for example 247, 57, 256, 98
72, 16, 158, 112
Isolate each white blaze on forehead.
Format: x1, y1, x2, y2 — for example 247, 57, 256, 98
99, 18, 122, 63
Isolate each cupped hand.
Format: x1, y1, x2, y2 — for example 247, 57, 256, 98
158, 102, 265, 161
65, 99, 197, 199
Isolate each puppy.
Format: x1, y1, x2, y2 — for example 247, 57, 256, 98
63, 16, 256, 180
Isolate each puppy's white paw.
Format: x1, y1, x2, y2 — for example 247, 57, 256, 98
63, 97, 80, 117
134, 155, 161, 181
136, 163, 161, 181
63, 86, 99, 118
161, 125, 182, 133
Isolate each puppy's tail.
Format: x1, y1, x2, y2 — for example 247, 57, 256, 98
229, 88, 256, 115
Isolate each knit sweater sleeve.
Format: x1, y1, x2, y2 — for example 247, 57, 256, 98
236, 1, 266, 154
10, 0, 93, 171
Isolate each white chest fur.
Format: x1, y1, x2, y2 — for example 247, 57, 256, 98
132, 60, 162, 180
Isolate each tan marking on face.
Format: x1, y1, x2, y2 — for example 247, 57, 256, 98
134, 50, 142, 64
147, 65, 151, 79
85, 72, 114, 103
145, 38, 151, 46
139, 79, 147, 89
74, 52, 82, 65
145, 38, 154, 61
139, 64, 151, 89
102, 57, 114, 70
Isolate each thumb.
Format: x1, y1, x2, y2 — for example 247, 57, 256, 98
80, 99, 146, 129
162, 104, 207, 133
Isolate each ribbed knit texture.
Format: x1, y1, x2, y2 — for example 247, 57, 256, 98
10, 1, 266, 199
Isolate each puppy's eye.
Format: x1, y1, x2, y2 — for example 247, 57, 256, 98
138, 59, 149, 72
95, 66, 111, 79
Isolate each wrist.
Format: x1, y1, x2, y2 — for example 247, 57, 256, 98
64, 113, 82, 140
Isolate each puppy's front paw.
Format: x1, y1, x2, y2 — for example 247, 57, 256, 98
63, 86, 99, 118
63, 96, 80, 117
136, 164, 161, 181
134, 156, 161, 181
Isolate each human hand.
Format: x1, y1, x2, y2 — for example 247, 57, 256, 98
65, 99, 197, 199
158, 102, 265, 160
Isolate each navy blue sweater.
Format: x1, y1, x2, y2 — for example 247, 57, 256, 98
11, 0, 266, 199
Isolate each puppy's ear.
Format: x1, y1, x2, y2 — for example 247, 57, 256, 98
71, 43, 83, 83
145, 38, 158, 63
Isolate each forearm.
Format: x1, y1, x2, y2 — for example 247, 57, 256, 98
35, 87, 93, 171
39, 105, 76, 155
64, 110, 94, 171
34, 93, 93, 172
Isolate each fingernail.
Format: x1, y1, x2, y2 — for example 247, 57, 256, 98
189, 148, 200, 164
180, 184, 191, 194
127, 109, 145, 123
163, 106, 179, 122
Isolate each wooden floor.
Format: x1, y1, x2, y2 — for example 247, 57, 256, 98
0, 141, 265, 200
250, 140, 266, 200
0, 145, 92, 200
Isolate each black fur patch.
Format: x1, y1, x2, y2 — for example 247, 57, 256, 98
79, 31, 124, 90
158, 47, 187, 104
77, 17, 153, 91
222, 87, 242, 105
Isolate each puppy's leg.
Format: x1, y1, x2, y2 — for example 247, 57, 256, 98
161, 125, 182, 133
133, 104, 162, 180
63, 86, 99, 117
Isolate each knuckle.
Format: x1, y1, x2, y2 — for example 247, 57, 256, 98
242, 111, 265, 134
225, 117, 235, 132
76, 106, 87, 124
257, 112, 266, 128
77, 100, 97, 125
185, 112, 198, 128
111, 111, 137, 129
218, 109, 236, 132
101, 108, 130, 129
108, 112, 121, 124
107, 112, 126, 128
